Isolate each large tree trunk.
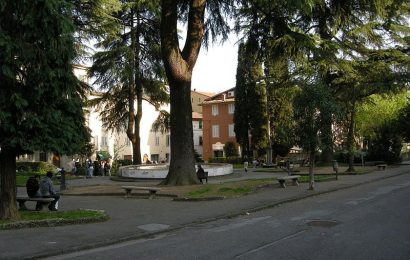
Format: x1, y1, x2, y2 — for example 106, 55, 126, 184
321, 119, 334, 164
163, 80, 197, 185
132, 88, 142, 165
128, 11, 142, 165
160, 0, 205, 185
346, 103, 356, 172
0, 148, 20, 220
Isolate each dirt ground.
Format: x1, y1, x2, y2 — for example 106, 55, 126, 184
61, 165, 378, 197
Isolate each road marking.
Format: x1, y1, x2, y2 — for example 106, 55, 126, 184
232, 229, 308, 259
210, 216, 272, 232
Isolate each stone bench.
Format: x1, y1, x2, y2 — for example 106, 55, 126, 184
121, 186, 161, 199
377, 164, 387, 170
277, 175, 301, 188
16, 197, 54, 211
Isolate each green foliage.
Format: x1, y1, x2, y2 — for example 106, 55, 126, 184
234, 37, 268, 156
208, 157, 244, 165
356, 92, 409, 139
194, 149, 203, 163
16, 162, 59, 175
367, 122, 403, 164
293, 81, 337, 153
0, 0, 90, 156
88, 0, 168, 164
397, 101, 410, 142
223, 141, 239, 158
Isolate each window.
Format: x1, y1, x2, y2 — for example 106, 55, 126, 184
39, 152, 47, 162
199, 120, 202, 129
155, 136, 160, 146
199, 136, 203, 145
227, 91, 234, 97
212, 125, 219, 138
228, 103, 235, 114
101, 136, 108, 147
125, 138, 131, 146
166, 135, 170, 147
212, 104, 219, 116
229, 124, 235, 137
94, 135, 99, 148
151, 154, 159, 163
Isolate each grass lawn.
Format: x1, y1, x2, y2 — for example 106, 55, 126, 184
182, 174, 339, 199
0, 209, 109, 230
16, 173, 83, 187
183, 178, 276, 198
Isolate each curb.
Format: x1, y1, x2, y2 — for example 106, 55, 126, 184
173, 196, 225, 201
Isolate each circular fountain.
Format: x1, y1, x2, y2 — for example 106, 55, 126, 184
119, 163, 233, 179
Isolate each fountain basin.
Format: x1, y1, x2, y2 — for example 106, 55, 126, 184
119, 163, 233, 179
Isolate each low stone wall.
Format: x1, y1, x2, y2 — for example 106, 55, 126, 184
119, 163, 233, 179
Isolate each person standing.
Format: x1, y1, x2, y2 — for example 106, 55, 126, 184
39, 171, 60, 211
243, 155, 249, 173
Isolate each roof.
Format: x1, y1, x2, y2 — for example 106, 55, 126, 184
192, 112, 203, 119
202, 87, 235, 104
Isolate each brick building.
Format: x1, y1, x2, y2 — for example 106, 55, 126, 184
202, 88, 241, 161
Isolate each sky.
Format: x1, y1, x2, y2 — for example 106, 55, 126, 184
191, 38, 239, 95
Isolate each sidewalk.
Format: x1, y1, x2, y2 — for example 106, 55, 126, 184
1, 164, 409, 259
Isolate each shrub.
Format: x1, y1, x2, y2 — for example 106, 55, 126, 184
209, 156, 244, 164
16, 161, 59, 175
367, 123, 403, 164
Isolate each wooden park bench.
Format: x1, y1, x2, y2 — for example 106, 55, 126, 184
276, 175, 301, 188
121, 186, 161, 199
16, 197, 54, 211
377, 164, 387, 170
197, 171, 208, 184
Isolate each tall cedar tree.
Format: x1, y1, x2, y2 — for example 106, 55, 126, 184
89, 1, 168, 164
234, 43, 251, 159
0, 0, 90, 219
234, 37, 268, 160
264, 57, 298, 162
160, 0, 232, 185
236, 0, 409, 172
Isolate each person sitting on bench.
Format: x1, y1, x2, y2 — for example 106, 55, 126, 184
39, 171, 60, 211
26, 175, 41, 198
196, 164, 207, 183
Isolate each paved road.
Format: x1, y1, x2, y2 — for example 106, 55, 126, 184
45, 173, 410, 260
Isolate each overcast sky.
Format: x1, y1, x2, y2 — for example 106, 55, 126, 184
191, 36, 239, 95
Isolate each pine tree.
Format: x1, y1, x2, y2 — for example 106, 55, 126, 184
0, 0, 90, 219
89, 0, 168, 164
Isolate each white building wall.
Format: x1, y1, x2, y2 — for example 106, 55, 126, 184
18, 65, 199, 167
193, 120, 203, 157
114, 101, 170, 163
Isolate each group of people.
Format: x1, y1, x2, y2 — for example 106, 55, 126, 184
69, 159, 111, 178
26, 171, 60, 211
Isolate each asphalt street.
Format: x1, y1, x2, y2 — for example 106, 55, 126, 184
0, 165, 410, 259
44, 173, 410, 260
